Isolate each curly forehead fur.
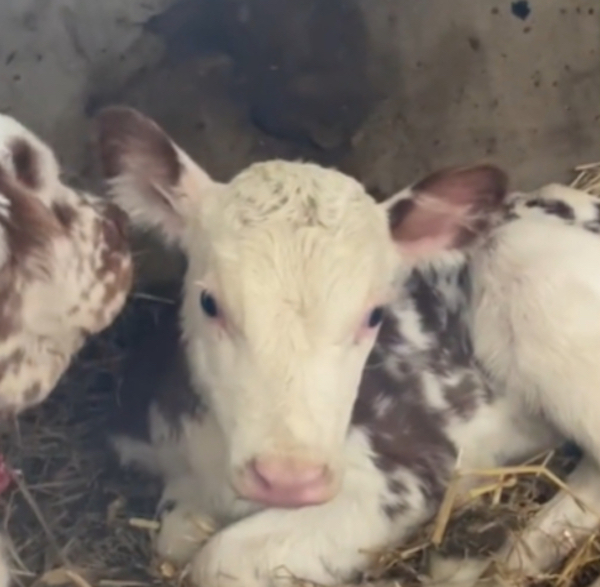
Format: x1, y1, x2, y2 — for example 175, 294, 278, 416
220, 160, 380, 230
195, 161, 396, 320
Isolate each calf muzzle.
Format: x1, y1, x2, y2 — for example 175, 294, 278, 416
235, 456, 336, 507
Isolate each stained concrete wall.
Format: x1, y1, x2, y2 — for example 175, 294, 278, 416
0, 0, 173, 179
350, 0, 600, 194
0, 0, 598, 285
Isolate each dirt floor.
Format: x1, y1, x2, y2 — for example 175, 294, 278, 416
0, 294, 170, 587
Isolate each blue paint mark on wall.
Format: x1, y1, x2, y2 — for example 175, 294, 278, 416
511, 1, 531, 20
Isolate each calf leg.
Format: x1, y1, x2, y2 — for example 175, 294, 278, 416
155, 490, 216, 565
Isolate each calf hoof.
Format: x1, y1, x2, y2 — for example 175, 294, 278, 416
155, 502, 216, 565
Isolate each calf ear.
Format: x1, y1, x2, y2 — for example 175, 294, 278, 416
0, 113, 62, 197
0, 116, 64, 270
94, 106, 216, 246
384, 164, 508, 261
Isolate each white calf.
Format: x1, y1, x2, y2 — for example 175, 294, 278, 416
98, 106, 600, 587
0, 114, 133, 586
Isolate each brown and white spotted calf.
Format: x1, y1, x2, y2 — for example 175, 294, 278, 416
99, 106, 600, 587
0, 114, 133, 586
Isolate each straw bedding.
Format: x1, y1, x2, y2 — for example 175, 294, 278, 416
1, 163, 600, 587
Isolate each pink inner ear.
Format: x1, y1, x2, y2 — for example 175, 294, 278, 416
388, 164, 507, 260
392, 198, 469, 260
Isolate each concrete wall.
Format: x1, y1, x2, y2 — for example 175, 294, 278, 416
1, 0, 598, 285
0, 0, 173, 180
350, 0, 600, 194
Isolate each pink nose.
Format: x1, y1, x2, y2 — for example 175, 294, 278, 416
237, 457, 333, 507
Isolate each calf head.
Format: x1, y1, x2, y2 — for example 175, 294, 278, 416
96, 106, 507, 507
0, 114, 133, 415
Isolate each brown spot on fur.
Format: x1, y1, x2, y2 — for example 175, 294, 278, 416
10, 138, 40, 190
0, 348, 25, 379
87, 203, 133, 319
353, 348, 456, 517
52, 202, 77, 230
382, 478, 409, 518
383, 503, 406, 519
23, 382, 42, 404
98, 249, 133, 308
443, 373, 483, 419
111, 288, 202, 441
102, 203, 130, 253
67, 304, 80, 317
376, 307, 404, 349
0, 280, 22, 339
0, 166, 61, 271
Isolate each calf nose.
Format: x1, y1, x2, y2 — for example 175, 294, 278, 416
238, 457, 334, 507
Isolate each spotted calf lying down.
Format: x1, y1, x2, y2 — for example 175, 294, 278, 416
99, 106, 600, 587
0, 114, 133, 586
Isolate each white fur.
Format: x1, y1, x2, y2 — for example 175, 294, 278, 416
471, 206, 600, 457
99, 109, 438, 584
120, 366, 558, 587
424, 183, 600, 586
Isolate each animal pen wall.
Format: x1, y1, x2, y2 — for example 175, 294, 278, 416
0, 0, 599, 585
1, 0, 598, 288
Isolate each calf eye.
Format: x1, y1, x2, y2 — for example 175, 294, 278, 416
200, 291, 219, 318
368, 306, 384, 328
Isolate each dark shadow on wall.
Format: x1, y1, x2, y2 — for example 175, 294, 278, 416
338, 23, 493, 201
80, 0, 395, 289
143, 0, 383, 152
